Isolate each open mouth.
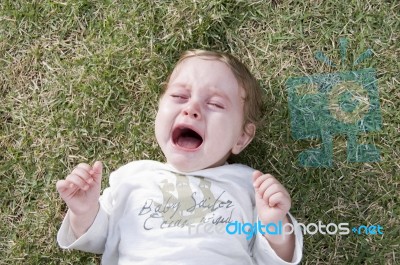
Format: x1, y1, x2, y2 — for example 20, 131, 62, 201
172, 126, 203, 150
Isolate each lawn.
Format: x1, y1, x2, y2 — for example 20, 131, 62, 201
0, 0, 398, 264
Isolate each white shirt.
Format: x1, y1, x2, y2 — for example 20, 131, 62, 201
58, 160, 303, 264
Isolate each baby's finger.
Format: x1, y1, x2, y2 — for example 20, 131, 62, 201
72, 163, 91, 176
76, 163, 91, 171
66, 173, 90, 191
262, 183, 285, 206
56, 179, 80, 197
71, 167, 93, 185
253, 173, 274, 189
269, 192, 291, 211
257, 177, 277, 197
90, 161, 103, 182
252, 171, 263, 182
56, 179, 71, 193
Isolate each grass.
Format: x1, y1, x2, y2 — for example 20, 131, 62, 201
0, 0, 398, 264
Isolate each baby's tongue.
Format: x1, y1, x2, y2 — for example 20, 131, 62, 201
177, 135, 202, 149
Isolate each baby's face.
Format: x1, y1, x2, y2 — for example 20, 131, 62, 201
155, 56, 254, 172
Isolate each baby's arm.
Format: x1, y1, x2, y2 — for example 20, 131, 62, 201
252, 171, 295, 262
56, 161, 103, 238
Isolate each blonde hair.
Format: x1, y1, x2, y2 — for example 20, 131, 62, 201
163, 49, 264, 131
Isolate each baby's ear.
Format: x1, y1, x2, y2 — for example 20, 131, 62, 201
232, 123, 256, 155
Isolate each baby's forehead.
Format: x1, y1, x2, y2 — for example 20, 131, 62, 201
172, 56, 224, 72
170, 57, 236, 83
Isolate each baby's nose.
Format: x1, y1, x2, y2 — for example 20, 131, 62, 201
183, 103, 201, 119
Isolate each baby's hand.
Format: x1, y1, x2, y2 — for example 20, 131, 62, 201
56, 161, 103, 216
252, 171, 291, 225
253, 171, 296, 263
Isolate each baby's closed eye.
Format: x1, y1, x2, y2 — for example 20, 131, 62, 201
207, 101, 225, 109
170, 94, 189, 102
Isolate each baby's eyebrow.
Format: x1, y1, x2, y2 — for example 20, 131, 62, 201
168, 82, 190, 90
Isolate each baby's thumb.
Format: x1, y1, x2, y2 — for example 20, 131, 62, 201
91, 161, 103, 182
